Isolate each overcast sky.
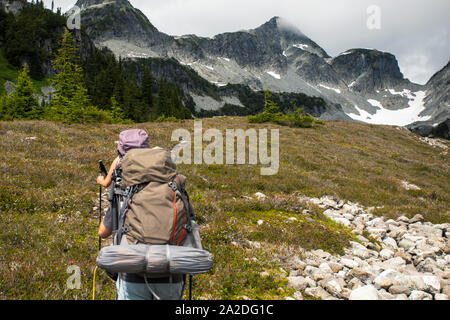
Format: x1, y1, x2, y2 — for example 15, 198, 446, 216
47, 0, 449, 85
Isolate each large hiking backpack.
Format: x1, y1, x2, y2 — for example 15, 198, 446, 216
117, 148, 193, 246
98, 147, 212, 283
97, 134, 212, 296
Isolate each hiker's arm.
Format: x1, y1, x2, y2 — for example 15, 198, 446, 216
97, 157, 119, 188
98, 218, 112, 239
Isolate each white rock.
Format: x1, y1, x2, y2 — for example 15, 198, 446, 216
397, 216, 410, 223
382, 237, 398, 249
254, 192, 266, 200
341, 258, 359, 269
305, 287, 331, 300
385, 219, 399, 226
288, 276, 308, 291
379, 269, 401, 279
304, 266, 318, 276
394, 294, 409, 300
353, 248, 371, 259
351, 241, 367, 250
324, 279, 342, 296
334, 218, 351, 227
366, 228, 387, 238
389, 285, 411, 295
304, 258, 321, 268
304, 266, 326, 281
366, 217, 385, 228
356, 235, 369, 243
378, 289, 395, 300
257, 220, 264, 226
380, 249, 395, 260
323, 209, 339, 219
319, 263, 333, 274
342, 204, 359, 215
304, 277, 316, 288
434, 293, 448, 300
293, 291, 304, 300
382, 257, 406, 270
409, 290, 432, 300
247, 241, 261, 249
388, 226, 406, 239
374, 275, 393, 289
311, 249, 332, 260
409, 223, 443, 237
392, 275, 432, 293
423, 276, 441, 293
343, 213, 354, 221
409, 214, 424, 223
349, 285, 380, 300
398, 239, 416, 251
348, 278, 364, 290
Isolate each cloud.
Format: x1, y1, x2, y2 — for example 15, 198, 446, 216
46, 0, 450, 84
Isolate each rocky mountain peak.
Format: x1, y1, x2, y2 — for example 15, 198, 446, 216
69, 0, 447, 127
331, 48, 407, 93
76, 0, 129, 9
256, 16, 308, 41
75, 0, 169, 49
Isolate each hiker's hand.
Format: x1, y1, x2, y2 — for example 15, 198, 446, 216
97, 175, 105, 185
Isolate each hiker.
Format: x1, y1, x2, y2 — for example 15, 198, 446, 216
96, 129, 185, 300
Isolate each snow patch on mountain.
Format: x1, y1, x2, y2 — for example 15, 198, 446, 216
367, 99, 383, 109
319, 84, 341, 94
293, 44, 309, 50
267, 71, 281, 80
202, 65, 214, 71
212, 81, 228, 87
348, 91, 432, 126
79, 0, 116, 11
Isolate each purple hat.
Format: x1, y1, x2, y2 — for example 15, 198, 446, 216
117, 129, 150, 156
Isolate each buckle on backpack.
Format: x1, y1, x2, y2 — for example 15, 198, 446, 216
184, 224, 193, 232
121, 226, 129, 234
168, 182, 178, 192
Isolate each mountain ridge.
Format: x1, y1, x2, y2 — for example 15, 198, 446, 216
73, 0, 448, 128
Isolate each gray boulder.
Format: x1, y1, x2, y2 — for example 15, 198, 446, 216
349, 285, 380, 300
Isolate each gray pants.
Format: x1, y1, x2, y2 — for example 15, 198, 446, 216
116, 274, 185, 300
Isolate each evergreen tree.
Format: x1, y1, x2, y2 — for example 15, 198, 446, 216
4, 64, 40, 120
0, 95, 8, 121
264, 89, 279, 114
49, 28, 92, 123
141, 67, 153, 109
110, 96, 125, 122
156, 79, 171, 117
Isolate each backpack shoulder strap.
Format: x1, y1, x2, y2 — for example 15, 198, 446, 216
114, 182, 148, 245
169, 175, 195, 232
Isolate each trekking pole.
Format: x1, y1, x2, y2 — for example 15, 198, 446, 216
98, 160, 107, 251
189, 274, 193, 300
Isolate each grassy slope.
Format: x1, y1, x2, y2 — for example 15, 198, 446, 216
0, 118, 448, 300
0, 50, 51, 95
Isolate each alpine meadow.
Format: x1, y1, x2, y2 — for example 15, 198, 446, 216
0, 0, 449, 301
